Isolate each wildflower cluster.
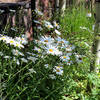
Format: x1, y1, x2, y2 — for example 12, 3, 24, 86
1, 8, 95, 100
0, 34, 30, 65
0, 31, 83, 79
0, 10, 84, 78
0, 34, 24, 48
36, 35, 83, 61
33, 33, 84, 77
34, 9, 61, 36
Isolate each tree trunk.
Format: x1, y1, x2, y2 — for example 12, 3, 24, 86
59, 0, 66, 15
90, 1, 100, 72
0, 0, 34, 41
0, 0, 27, 3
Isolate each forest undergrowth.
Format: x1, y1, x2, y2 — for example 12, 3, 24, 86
0, 6, 100, 100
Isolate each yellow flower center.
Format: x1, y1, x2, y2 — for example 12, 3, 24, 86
56, 23, 58, 26
21, 38, 24, 41
66, 51, 70, 53
57, 66, 60, 68
1, 37, 6, 40
16, 43, 20, 47
56, 69, 60, 72
60, 41, 64, 43
63, 56, 67, 59
44, 40, 48, 42
49, 49, 53, 52
15, 51, 18, 55
47, 25, 50, 28
38, 49, 41, 52
10, 41, 14, 43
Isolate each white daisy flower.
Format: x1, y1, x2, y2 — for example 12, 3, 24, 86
56, 36, 69, 45
43, 20, 51, 25
39, 36, 54, 44
54, 29, 61, 35
20, 58, 28, 63
86, 12, 92, 17
53, 66, 63, 75
21, 38, 28, 45
12, 49, 24, 56
34, 47, 42, 53
45, 45, 62, 56
60, 55, 70, 62
44, 20, 53, 29
15, 37, 22, 42
45, 24, 53, 29
0, 36, 7, 42
15, 35, 28, 45
14, 42, 24, 48
53, 21, 60, 29
5, 38, 17, 46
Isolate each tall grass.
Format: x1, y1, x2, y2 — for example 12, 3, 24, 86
1, 5, 100, 100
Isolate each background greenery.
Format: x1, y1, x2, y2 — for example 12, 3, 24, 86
1, 5, 100, 100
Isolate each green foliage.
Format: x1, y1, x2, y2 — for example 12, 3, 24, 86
1, 6, 100, 100
59, 6, 100, 100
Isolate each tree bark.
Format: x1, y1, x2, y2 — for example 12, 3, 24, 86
0, 0, 34, 41
59, 0, 66, 16
90, 1, 100, 72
